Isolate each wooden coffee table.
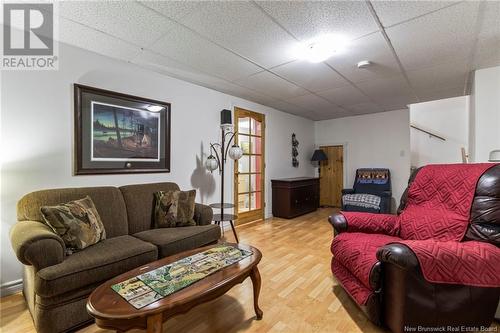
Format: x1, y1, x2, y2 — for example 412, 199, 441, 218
86, 243, 263, 333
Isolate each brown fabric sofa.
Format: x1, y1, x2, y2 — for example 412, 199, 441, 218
10, 182, 220, 333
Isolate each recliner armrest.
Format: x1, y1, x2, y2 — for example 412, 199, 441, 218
10, 221, 65, 270
379, 191, 392, 198
376, 243, 419, 271
342, 189, 355, 195
328, 214, 348, 234
194, 203, 213, 226
330, 212, 399, 236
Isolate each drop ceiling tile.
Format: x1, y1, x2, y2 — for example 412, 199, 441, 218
59, 1, 177, 47
407, 59, 469, 92
376, 95, 415, 111
478, 0, 500, 41
346, 102, 384, 114
356, 75, 415, 104
132, 50, 236, 89
234, 71, 309, 100
386, 2, 480, 71
272, 61, 348, 92
371, 1, 461, 28
287, 93, 336, 113
326, 32, 401, 83
473, 37, 500, 70
316, 85, 370, 107
473, 1, 500, 70
313, 108, 353, 120
151, 25, 262, 82
417, 86, 464, 103
138, 1, 200, 21
180, 1, 298, 68
257, 1, 378, 41
58, 18, 140, 62
266, 100, 314, 118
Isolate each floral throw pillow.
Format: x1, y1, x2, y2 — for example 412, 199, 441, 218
154, 190, 197, 228
40, 196, 106, 252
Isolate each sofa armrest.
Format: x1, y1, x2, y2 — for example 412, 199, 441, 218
342, 188, 355, 195
10, 221, 65, 270
329, 212, 399, 236
376, 243, 419, 271
194, 203, 213, 226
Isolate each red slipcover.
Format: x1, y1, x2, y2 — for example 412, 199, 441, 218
331, 163, 500, 306
340, 212, 399, 236
332, 232, 401, 290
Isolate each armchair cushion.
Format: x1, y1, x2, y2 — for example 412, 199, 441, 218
394, 239, 500, 287
342, 193, 381, 210
399, 163, 496, 241
332, 232, 401, 293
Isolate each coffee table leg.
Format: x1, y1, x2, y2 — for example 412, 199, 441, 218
147, 313, 163, 333
229, 220, 239, 243
250, 266, 263, 320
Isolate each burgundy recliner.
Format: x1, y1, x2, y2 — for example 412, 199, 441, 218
329, 164, 500, 333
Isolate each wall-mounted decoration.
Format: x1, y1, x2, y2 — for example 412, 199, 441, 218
292, 133, 299, 167
74, 84, 171, 175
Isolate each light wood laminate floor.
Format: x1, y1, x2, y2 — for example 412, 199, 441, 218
1, 208, 498, 333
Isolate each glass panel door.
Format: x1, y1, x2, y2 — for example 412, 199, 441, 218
234, 108, 265, 224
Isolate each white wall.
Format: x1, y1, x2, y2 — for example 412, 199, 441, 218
314, 109, 411, 210
469, 65, 500, 162
0, 43, 315, 287
409, 96, 469, 167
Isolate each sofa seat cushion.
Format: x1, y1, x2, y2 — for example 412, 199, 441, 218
133, 225, 221, 258
331, 232, 401, 292
35, 235, 157, 298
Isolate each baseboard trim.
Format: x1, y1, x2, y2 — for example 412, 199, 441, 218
1, 279, 23, 297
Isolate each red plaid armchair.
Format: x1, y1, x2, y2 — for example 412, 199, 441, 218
329, 164, 500, 333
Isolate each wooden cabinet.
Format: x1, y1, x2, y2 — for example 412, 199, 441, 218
271, 177, 320, 219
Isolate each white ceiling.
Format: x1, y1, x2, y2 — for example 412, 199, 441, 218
54, 0, 500, 120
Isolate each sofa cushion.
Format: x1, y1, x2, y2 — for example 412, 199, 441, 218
133, 225, 221, 257
331, 232, 401, 291
35, 235, 157, 298
17, 186, 128, 238
120, 182, 180, 234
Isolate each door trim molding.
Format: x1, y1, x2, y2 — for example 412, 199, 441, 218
233, 107, 266, 225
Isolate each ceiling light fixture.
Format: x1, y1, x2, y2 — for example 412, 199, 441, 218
357, 60, 372, 69
294, 34, 349, 63
146, 105, 164, 112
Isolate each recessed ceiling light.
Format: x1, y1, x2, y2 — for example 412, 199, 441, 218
146, 105, 164, 112
293, 34, 349, 63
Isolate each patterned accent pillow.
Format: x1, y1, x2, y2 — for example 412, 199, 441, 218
154, 191, 177, 228
154, 190, 197, 228
40, 196, 106, 252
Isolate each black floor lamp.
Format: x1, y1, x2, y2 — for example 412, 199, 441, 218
311, 149, 328, 177
204, 109, 244, 242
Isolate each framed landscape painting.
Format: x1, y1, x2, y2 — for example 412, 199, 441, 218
74, 84, 171, 174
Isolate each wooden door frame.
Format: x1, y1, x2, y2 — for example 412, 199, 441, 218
316, 142, 348, 189
233, 107, 266, 225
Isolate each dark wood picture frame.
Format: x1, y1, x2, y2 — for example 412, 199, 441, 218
74, 84, 171, 175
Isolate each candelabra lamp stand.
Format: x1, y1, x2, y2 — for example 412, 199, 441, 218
205, 109, 244, 243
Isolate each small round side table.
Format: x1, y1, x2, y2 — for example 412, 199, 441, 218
210, 203, 239, 243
